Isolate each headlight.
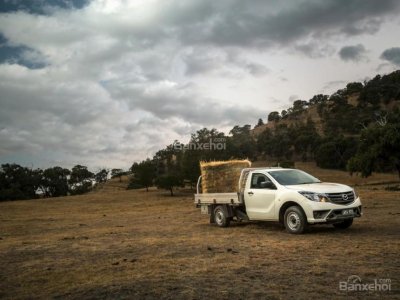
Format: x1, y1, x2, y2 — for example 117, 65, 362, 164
298, 191, 330, 202
353, 189, 358, 199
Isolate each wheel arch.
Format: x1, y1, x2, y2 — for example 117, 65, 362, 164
279, 201, 306, 224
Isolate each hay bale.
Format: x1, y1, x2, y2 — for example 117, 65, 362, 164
200, 160, 251, 193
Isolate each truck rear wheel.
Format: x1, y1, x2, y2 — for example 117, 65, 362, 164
333, 218, 353, 229
284, 206, 307, 234
214, 205, 230, 227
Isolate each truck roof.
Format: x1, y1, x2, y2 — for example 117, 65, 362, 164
243, 167, 288, 172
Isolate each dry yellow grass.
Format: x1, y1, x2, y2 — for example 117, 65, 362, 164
0, 164, 399, 299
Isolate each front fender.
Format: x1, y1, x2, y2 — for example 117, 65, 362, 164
275, 190, 309, 221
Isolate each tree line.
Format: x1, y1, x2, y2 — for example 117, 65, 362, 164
0, 165, 127, 201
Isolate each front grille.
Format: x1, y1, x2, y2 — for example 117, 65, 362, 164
326, 191, 354, 205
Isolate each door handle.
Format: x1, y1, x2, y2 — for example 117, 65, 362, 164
247, 191, 254, 195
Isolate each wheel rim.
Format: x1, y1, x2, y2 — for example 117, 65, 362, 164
215, 210, 224, 225
287, 212, 301, 231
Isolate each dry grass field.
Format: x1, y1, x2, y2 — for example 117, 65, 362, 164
0, 163, 399, 299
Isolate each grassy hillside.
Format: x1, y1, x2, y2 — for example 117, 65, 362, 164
248, 71, 400, 174
252, 70, 400, 137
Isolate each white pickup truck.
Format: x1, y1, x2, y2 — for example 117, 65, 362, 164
194, 167, 362, 234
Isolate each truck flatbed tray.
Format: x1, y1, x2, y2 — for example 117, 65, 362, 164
194, 192, 241, 205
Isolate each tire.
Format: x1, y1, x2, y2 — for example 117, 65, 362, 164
333, 218, 353, 229
284, 206, 307, 234
213, 205, 230, 227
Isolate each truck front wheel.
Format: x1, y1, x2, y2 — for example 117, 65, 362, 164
214, 205, 230, 227
284, 206, 307, 234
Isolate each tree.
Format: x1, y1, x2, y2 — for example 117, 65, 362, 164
181, 150, 201, 189
95, 169, 108, 184
41, 166, 70, 197
153, 141, 183, 178
153, 142, 185, 195
257, 127, 273, 153
255, 118, 264, 128
359, 71, 400, 105
292, 100, 308, 114
69, 165, 94, 195
329, 93, 347, 106
309, 94, 328, 105
0, 164, 42, 201
347, 111, 400, 177
358, 74, 381, 106
228, 125, 257, 160
188, 128, 228, 161
292, 119, 320, 161
111, 168, 124, 182
256, 124, 293, 160
268, 111, 280, 122
269, 125, 293, 160
156, 174, 184, 196
130, 159, 156, 191
169, 129, 226, 189
346, 82, 363, 94
315, 137, 358, 170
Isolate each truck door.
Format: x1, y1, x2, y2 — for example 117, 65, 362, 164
244, 173, 276, 220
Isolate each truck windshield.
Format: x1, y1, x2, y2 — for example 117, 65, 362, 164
268, 170, 321, 185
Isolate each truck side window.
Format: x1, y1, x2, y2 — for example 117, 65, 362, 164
251, 173, 274, 189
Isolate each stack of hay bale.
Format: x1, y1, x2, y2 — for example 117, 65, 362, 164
200, 160, 251, 193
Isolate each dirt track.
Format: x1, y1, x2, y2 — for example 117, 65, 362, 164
0, 166, 399, 299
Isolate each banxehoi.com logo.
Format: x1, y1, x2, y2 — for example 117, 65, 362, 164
173, 138, 226, 151
339, 275, 391, 292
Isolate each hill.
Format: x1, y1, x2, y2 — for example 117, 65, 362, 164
247, 70, 400, 174
252, 70, 400, 137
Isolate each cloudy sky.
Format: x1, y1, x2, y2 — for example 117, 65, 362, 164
0, 0, 399, 170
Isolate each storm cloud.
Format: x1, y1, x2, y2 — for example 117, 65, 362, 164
0, 0, 399, 169
339, 44, 367, 62
380, 47, 400, 66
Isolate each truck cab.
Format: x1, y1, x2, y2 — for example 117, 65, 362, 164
195, 168, 362, 234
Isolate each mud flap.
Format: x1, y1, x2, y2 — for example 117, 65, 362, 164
235, 208, 249, 221
210, 210, 215, 223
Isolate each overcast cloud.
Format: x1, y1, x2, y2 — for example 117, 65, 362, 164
380, 47, 400, 66
339, 44, 367, 62
0, 0, 399, 170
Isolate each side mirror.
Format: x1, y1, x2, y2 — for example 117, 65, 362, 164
260, 181, 276, 189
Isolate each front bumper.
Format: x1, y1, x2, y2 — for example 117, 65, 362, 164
305, 197, 362, 224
